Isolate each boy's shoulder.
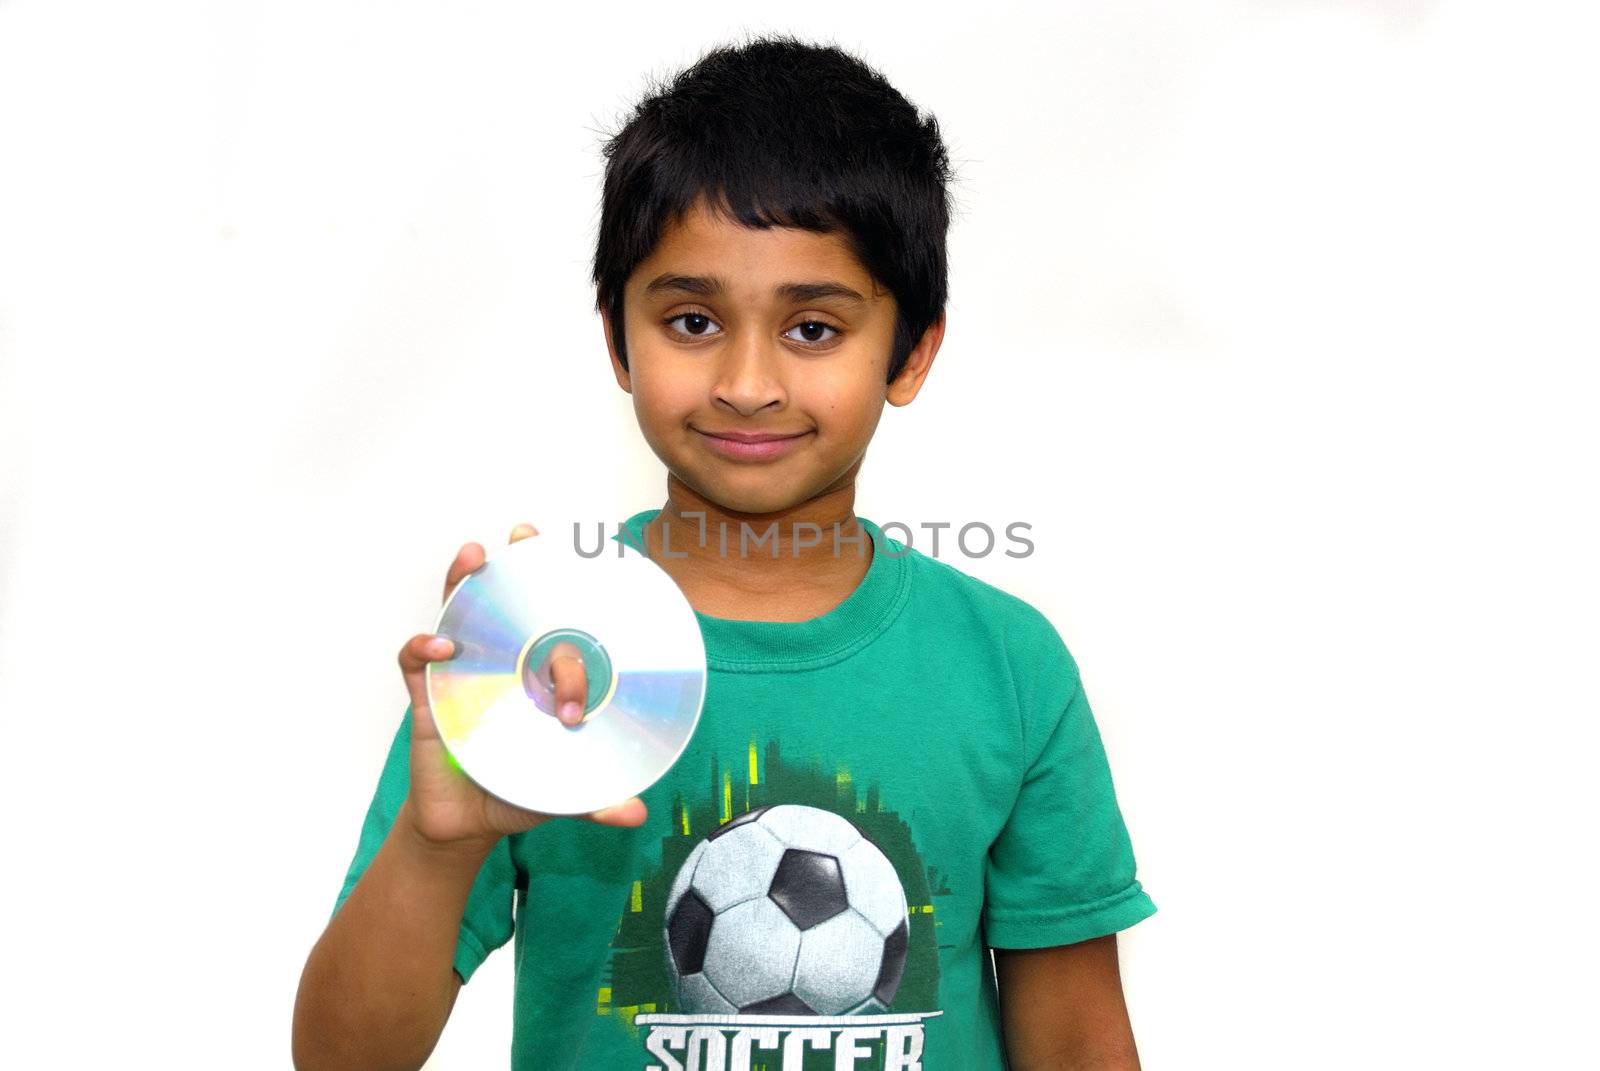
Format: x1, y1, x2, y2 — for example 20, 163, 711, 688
883, 530, 1087, 735
879, 523, 1077, 671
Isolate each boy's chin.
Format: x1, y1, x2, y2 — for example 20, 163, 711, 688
673, 471, 825, 517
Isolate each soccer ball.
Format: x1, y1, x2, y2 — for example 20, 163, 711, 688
663, 804, 910, 1016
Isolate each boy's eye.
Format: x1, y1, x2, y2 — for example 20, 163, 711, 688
663, 313, 841, 346
783, 321, 839, 345
666, 312, 721, 337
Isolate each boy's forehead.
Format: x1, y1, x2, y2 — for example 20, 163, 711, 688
630, 198, 884, 303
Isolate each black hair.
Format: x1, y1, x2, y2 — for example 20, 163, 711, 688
591, 33, 957, 384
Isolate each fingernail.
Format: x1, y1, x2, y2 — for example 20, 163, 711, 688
429, 637, 452, 656
560, 701, 582, 724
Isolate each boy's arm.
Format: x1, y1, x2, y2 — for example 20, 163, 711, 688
993, 934, 1142, 1070
293, 528, 641, 1068
291, 798, 489, 1071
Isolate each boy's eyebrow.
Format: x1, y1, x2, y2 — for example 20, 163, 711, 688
642, 273, 867, 307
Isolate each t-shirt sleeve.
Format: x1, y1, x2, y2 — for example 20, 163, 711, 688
981, 615, 1157, 949
328, 704, 519, 983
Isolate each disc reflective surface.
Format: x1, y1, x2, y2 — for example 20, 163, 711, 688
425, 533, 706, 815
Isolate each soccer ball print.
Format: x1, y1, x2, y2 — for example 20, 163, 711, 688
663, 804, 911, 1016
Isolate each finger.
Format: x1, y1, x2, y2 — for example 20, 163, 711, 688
398, 632, 455, 675
509, 523, 539, 543
547, 640, 589, 726
442, 542, 486, 604
582, 797, 648, 828
398, 632, 455, 736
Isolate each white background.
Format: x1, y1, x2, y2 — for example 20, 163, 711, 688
2, 1, 1596, 1066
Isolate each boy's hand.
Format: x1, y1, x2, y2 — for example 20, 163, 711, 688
396, 523, 648, 852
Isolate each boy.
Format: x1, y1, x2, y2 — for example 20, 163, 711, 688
293, 33, 1155, 1070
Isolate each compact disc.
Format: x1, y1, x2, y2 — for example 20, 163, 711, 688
425, 531, 706, 816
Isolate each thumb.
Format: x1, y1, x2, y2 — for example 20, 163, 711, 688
581, 797, 649, 828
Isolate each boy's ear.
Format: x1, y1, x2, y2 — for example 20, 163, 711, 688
601, 307, 632, 393
886, 312, 946, 407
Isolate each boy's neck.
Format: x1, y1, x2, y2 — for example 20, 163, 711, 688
639, 475, 873, 622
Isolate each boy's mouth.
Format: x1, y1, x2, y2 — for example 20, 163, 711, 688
693, 426, 812, 461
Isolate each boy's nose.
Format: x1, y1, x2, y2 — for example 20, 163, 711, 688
711, 332, 788, 415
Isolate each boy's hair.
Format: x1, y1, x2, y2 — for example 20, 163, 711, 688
592, 33, 956, 385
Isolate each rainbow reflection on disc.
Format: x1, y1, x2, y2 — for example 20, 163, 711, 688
424, 532, 705, 816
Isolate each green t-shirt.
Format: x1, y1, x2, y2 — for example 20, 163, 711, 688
331, 510, 1155, 1069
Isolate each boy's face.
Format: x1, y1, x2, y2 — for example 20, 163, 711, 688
605, 196, 940, 516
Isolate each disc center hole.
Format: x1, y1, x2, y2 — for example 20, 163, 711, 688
520, 628, 614, 723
